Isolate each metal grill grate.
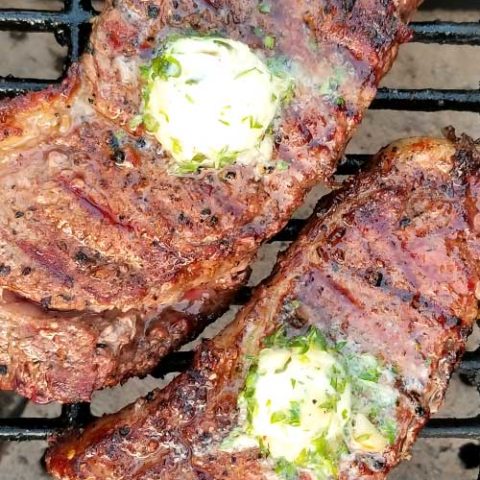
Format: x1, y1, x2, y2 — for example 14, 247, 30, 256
0, 0, 479, 478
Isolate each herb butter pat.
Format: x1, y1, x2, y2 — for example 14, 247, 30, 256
143, 37, 289, 173
223, 326, 398, 480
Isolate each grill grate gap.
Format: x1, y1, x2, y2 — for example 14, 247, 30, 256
0, 2, 478, 479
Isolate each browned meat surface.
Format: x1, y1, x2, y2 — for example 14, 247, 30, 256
0, 0, 420, 403
47, 136, 480, 480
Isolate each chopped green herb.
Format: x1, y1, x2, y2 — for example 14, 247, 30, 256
275, 356, 292, 374
258, 2, 271, 13
318, 394, 338, 411
218, 119, 230, 126
242, 116, 263, 129
276, 160, 289, 171
171, 138, 183, 155
151, 54, 182, 80
158, 110, 170, 122
288, 401, 301, 426
264, 35, 276, 50
271, 411, 288, 424
235, 67, 263, 79
342, 408, 348, 420
185, 93, 194, 104
128, 115, 143, 130
185, 78, 200, 85
139, 64, 150, 81
290, 378, 297, 388
381, 419, 397, 445
143, 113, 159, 132
289, 299, 301, 309
355, 433, 372, 442
213, 39, 234, 50
275, 458, 297, 480
252, 26, 264, 37
305, 326, 328, 350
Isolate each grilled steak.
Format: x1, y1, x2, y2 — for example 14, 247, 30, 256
47, 135, 480, 480
0, 0, 420, 403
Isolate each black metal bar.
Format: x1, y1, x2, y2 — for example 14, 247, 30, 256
0, 417, 61, 441
0, 10, 91, 32
412, 22, 480, 45
1, 414, 478, 442
420, 417, 480, 439
0, 78, 56, 96
372, 88, 480, 113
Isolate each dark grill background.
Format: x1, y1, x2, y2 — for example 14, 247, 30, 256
0, 0, 479, 478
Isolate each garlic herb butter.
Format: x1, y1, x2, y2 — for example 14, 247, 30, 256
138, 37, 292, 173
222, 326, 398, 480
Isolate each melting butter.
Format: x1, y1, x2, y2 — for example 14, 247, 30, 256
143, 37, 289, 172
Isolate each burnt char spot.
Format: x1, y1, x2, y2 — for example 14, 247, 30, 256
145, 391, 155, 402
0, 365, 7, 375
15, 211, 24, 218
112, 149, 126, 165
96, 342, 108, 349
40, 296, 52, 310
415, 405, 426, 417
74, 249, 97, 264
365, 269, 384, 287
194, 468, 213, 480
0, 264, 11, 276
119, 425, 130, 436
147, 5, 160, 18
399, 217, 411, 228
21, 266, 32, 276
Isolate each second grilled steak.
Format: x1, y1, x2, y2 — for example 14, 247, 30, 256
0, 0, 420, 402
47, 135, 480, 479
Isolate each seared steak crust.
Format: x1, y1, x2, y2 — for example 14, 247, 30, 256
47, 136, 480, 479
0, 0, 420, 402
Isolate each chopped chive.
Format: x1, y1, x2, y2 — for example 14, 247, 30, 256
355, 433, 372, 442
270, 411, 288, 423
171, 138, 183, 155
128, 115, 143, 130
242, 116, 263, 129
143, 113, 159, 132
158, 110, 170, 122
264, 35, 276, 50
185, 93, 194, 104
218, 119, 230, 126
235, 67, 263, 79
276, 160, 289, 171
274, 356, 292, 374
151, 54, 182, 79
185, 78, 200, 85
258, 2, 271, 13
213, 39, 234, 50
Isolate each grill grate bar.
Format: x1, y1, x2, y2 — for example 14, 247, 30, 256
412, 21, 480, 45
1, 413, 478, 442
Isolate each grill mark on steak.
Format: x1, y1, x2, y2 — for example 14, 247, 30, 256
0, 0, 422, 401
46, 137, 480, 479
